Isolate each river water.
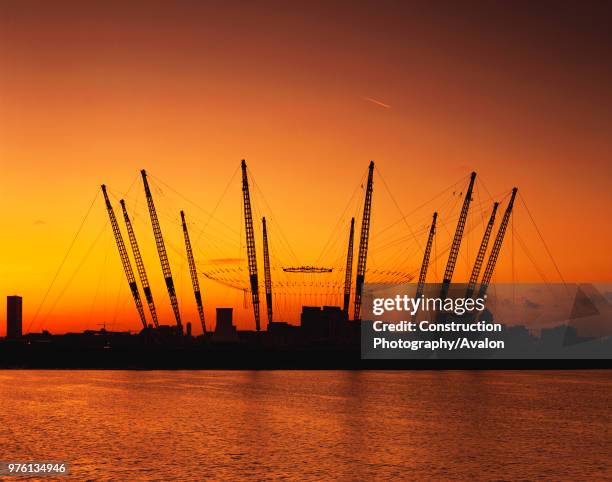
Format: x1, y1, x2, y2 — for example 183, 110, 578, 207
0, 370, 610, 480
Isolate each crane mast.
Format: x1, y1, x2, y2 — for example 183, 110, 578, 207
440, 171, 477, 300
411, 212, 437, 323
465, 202, 499, 298
120, 199, 159, 328
477, 188, 518, 299
241, 160, 261, 331
262, 217, 273, 326
141, 169, 183, 333
342, 217, 355, 316
353, 161, 374, 321
180, 211, 206, 334
101, 185, 148, 330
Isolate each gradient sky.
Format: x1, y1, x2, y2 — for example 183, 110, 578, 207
1, 1, 611, 333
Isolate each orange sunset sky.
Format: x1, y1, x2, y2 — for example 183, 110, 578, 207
1, 1, 611, 334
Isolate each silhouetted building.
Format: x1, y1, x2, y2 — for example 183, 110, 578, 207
6, 296, 22, 339
186, 322, 192, 337
214, 308, 238, 342
147, 325, 183, 339
23, 330, 53, 342
268, 321, 298, 335
301, 306, 346, 341
267, 321, 299, 346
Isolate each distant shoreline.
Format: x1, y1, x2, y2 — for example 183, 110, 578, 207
1, 342, 610, 370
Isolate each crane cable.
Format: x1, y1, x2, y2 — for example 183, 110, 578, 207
26, 190, 99, 333
519, 193, 568, 292
375, 165, 423, 251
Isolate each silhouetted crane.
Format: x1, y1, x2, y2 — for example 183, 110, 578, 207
101, 185, 147, 330
262, 217, 273, 326
477, 188, 518, 299
411, 212, 437, 323
343, 217, 355, 316
354, 161, 374, 321
465, 202, 499, 298
241, 160, 261, 331
141, 170, 182, 333
181, 210, 206, 334
440, 172, 476, 300
120, 199, 159, 328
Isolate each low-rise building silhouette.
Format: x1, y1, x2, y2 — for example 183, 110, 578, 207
301, 306, 345, 341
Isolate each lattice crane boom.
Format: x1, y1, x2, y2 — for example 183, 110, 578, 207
477, 188, 518, 299
101, 185, 148, 330
141, 169, 183, 333
440, 171, 477, 299
181, 210, 206, 334
465, 202, 499, 298
262, 217, 273, 326
342, 217, 355, 316
411, 212, 438, 323
241, 160, 261, 331
120, 199, 159, 328
354, 161, 374, 321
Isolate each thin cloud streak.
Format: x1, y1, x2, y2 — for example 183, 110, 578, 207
363, 96, 392, 109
